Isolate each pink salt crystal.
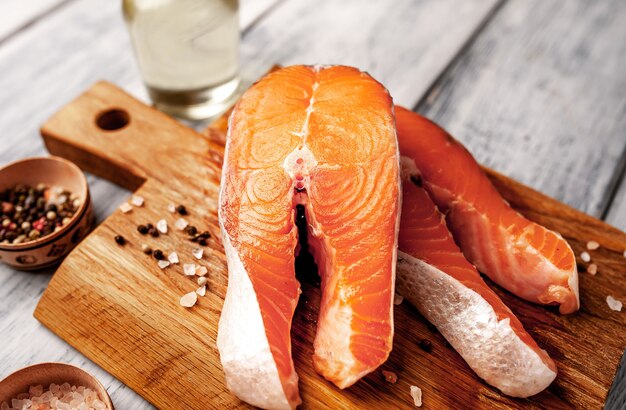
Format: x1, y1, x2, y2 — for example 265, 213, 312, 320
60, 383, 71, 394
50, 397, 58, 407
16, 393, 29, 399
174, 218, 189, 231
49, 384, 59, 394
130, 195, 144, 207
78, 402, 88, 410
56, 402, 70, 410
30, 385, 44, 397
40, 390, 53, 403
168, 252, 179, 264
93, 400, 107, 410
196, 266, 208, 277
410, 385, 422, 407
197, 276, 207, 286
76, 386, 85, 395
180, 291, 198, 307
586, 263, 598, 275
11, 399, 21, 408
607, 296, 623, 312
196, 285, 207, 296
157, 260, 171, 269
156, 219, 168, 234
167, 203, 176, 213
586, 240, 600, 250
183, 263, 196, 276
192, 248, 203, 260
0, 402, 7, 410
118, 202, 133, 214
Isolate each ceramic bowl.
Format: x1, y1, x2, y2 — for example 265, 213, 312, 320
0, 362, 114, 409
0, 156, 94, 270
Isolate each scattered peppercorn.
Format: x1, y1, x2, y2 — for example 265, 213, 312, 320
114, 235, 126, 245
141, 244, 152, 255
175, 205, 188, 215
149, 228, 160, 237
418, 339, 432, 352
153, 249, 164, 260
198, 238, 208, 246
137, 224, 149, 235
185, 225, 197, 236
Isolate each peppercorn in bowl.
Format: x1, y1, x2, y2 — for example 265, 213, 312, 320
0, 156, 93, 270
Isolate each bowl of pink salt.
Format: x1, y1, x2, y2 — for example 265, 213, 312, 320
0, 363, 113, 410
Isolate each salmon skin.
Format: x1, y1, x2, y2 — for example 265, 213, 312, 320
395, 106, 579, 314
218, 65, 400, 409
396, 167, 557, 397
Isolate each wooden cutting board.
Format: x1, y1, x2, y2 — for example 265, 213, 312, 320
34, 81, 626, 409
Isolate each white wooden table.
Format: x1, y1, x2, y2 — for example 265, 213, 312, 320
1, 0, 624, 408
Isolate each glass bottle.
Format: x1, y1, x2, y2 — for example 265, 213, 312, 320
123, 0, 240, 120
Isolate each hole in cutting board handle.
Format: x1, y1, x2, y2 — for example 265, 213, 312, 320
96, 109, 130, 131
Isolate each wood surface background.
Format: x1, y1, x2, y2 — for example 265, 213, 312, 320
0, 0, 624, 408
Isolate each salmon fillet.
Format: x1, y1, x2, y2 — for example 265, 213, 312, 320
395, 106, 579, 314
396, 167, 557, 397
218, 65, 400, 409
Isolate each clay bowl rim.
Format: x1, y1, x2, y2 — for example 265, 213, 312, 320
0, 362, 114, 409
0, 156, 90, 251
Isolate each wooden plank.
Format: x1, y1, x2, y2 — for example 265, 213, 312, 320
0, 0, 70, 43
606, 171, 626, 232
33, 81, 626, 410
238, 0, 501, 108
416, 0, 626, 220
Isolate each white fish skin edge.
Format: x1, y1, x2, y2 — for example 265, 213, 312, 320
216, 229, 294, 410
217, 107, 297, 410
396, 251, 556, 398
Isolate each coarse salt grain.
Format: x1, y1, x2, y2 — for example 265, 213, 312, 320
157, 260, 170, 269
2, 383, 109, 410
586, 240, 600, 250
130, 195, 144, 207
183, 263, 196, 276
607, 296, 623, 312
119, 202, 133, 213
196, 266, 208, 276
156, 219, 168, 234
196, 285, 207, 296
410, 385, 422, 407
586, 263, 598, 275
382, 370, 397, 383
393, 293, 404, 305
197, 276, 207, 286
167, 203, 176, 213
580, 251, 591, 263
175, 218, 189, 231
180, 291, 197, 307
623, 249, 626, 258
168, 252, 179, 264
192, 248, 204, 260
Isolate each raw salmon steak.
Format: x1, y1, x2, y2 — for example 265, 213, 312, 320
395, 106, 579, 314
218, 65, 400, 409
396, 161, 557, 397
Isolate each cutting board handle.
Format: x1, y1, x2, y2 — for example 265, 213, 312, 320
40, 81, 215, 190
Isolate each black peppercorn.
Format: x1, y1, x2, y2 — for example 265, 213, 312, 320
198, 238, 208, 246
137, 224, 149, 235
185, 225, 197, 236
153, 249, 164, 260
149, 228, 160, 237
175, 205, 187, 215
114, 235, 126, 245
418, 339, 432, 352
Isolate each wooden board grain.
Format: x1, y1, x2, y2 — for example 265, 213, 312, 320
34, 80, 626, 409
